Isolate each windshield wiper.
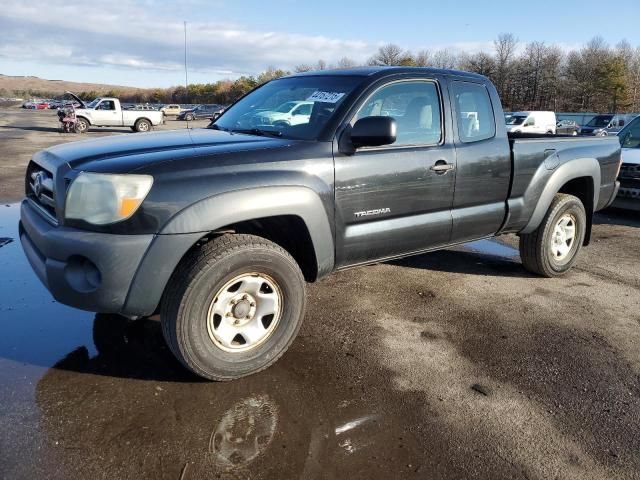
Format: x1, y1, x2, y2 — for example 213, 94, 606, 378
229, 128, 283, 138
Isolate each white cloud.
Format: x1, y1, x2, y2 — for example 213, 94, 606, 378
0, 0, 373, 78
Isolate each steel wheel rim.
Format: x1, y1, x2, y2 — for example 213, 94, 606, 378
550, 213, 576, 261
207, 273, 283, 353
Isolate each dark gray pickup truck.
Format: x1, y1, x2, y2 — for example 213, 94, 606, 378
20, 67, 621, 380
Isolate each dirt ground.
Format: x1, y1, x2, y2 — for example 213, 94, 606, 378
0, 107, 639, 479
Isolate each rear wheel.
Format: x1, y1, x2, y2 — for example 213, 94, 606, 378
160, 234, 306, 381
519, 193, 586, 277
134, 118, 151, 132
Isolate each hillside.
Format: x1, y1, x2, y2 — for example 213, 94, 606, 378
0, 74, 143, 96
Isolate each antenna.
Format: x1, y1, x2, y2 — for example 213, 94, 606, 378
184, 21, 189, 126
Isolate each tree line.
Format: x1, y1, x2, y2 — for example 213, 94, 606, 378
11, 35, 640, 113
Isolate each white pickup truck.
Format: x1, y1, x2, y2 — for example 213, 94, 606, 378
66, 92, 164, 133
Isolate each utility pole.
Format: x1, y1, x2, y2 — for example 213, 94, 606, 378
184, 21, 189, 109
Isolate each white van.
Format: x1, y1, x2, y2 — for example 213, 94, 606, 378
505, 111, 557, 134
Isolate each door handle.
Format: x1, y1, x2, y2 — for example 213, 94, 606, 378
430, 160, 455, 173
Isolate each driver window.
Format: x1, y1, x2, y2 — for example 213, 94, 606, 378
293, 103, 312, 116
354, 80, 442, 146
97, 101, 115, 110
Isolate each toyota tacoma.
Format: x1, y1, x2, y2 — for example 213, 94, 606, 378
20, 67, 621, 380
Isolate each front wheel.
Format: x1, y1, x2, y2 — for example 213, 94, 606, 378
76, 117, 89, 133
519, 193, 587, 277
185, 114, 194, 121
160, 234, 306, 381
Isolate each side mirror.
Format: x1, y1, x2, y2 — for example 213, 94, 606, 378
350, 116, 397, 148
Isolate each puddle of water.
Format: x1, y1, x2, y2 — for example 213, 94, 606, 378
457, 238, 520, 259
0, 202, 424, 479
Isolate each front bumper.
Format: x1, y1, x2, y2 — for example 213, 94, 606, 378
19, 200, 204, 316
612, 177, 640, 211
19, 200, 154, 314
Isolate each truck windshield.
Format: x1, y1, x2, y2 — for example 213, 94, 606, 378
506, 115, 527, 125
86, 98, 101, 109
211, 76, 363, 140
586, 115, 613, 127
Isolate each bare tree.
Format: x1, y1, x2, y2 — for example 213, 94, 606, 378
494, 33, 518, 106
336, 57, 358, 69
368, 43, 413, 66
414, 49, 431, 67
294, 64, 313, 73
431, 49, 458, 69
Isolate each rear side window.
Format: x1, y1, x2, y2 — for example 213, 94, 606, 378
451, 81, 495, 143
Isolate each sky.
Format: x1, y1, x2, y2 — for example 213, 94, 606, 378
1, 0, 639, 88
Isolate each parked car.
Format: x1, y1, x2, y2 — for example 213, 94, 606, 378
64, 92, 164, 133
177, 104, 224, 121
250, 100, 313, 127
160, 104, 183, 116
20, 67, 620, 381
505, 111, 557, 134
35, 101, 49, 110
613, 115, 640, 210
579, 113, 638, 136
556, 119, 580, 136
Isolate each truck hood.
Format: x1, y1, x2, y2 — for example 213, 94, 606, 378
38, 128, 297, 173
64, 91, 86, 109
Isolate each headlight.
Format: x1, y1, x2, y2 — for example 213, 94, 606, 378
65, 172, 153, 225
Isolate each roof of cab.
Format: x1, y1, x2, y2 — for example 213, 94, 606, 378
285, 66, 488, 81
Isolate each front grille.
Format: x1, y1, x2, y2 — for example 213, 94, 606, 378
25, 161, 57, 221
619, 163, 640, 179
618, 186, 640, 199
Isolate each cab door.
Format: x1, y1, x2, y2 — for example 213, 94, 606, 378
334, 76, 456, 267
448, 79, 510, 242
92, 100, 121, 126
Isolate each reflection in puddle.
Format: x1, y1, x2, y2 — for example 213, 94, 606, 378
459, 239, 519, 258
210, 394, 278, 467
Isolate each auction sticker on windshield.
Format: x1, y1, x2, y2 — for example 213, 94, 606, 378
307, 91, 345, 103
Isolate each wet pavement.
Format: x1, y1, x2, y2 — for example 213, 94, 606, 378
1, 201, 640, 479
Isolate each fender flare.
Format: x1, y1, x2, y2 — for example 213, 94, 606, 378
160, 185, 335, 276
122, 186, 335, 316
521, 157, 600, 234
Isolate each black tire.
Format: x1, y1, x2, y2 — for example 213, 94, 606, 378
76, 117, 89, 133
185, 114, 194, 121
160, 234, 306, 381
519, 193, 586, 277
134, 118, 151, 132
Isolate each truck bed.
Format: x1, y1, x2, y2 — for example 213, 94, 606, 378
503, 134, 621, 232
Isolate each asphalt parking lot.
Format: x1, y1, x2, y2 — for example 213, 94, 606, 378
0, 107, 639, 479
